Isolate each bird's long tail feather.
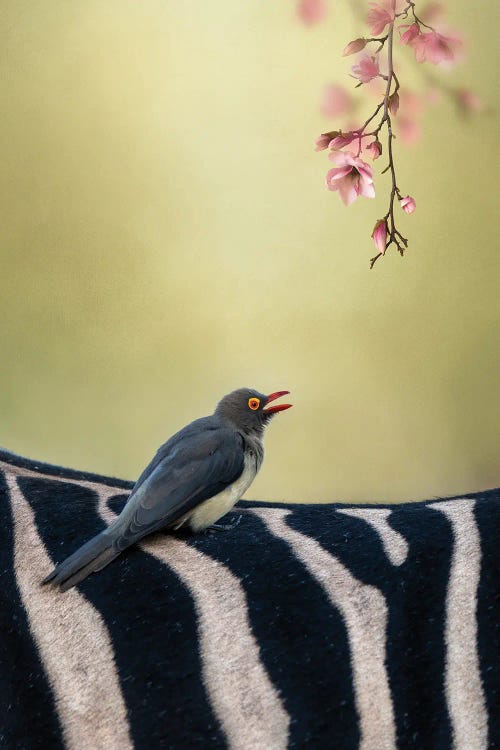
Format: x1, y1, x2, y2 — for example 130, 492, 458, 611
42, 531, 120, 592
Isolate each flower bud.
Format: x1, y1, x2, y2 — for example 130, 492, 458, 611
388, 92, 400, 116
366, 140, 382, 160
400, 195, 416, 214
371, 219, 388, 253
329, 131, 359, 150
315, 133, 332, 151
343, 38, 367, 56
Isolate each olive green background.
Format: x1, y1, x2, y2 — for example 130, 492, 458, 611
1, 1, 498, 503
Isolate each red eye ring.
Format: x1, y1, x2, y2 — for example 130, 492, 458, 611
248, 398, 260, 411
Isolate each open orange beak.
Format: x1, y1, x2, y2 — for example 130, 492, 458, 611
263, 390, 293, 414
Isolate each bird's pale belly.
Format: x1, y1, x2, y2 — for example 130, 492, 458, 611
188, 454, 257, 532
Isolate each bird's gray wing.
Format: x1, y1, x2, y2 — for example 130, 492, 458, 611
113, 428, 245, 549
131, 416, 214, 493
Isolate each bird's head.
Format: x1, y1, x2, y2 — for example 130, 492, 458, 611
215, 388, 292, 436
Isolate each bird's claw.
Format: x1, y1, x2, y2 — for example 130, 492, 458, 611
206, 514, 242, 533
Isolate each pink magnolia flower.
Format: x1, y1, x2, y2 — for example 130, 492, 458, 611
343, 38, 367, 56
365, 140, 382, 160
367, 3, 393, 35
366, 0, 402, 35
411, 31, 462, 65
413, 4, 464, 66
326, 152, 375, 206
320, 84, 352, 118
400, 195, 416, 214
351, 55, 380, 84
368, 0, 407, 34
297, 0, 327, 25
329, 131, 359, 150
371, 219, 388, 253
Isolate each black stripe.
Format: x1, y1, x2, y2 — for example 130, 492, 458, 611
0, 471, 65, 750
21, 476, 227, 750
474, 493, 500, 749
287, 504, 453, 750
388, 505, 453, 750
185, 510, 360, 750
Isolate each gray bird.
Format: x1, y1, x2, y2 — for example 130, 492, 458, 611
43, 387, 292, 591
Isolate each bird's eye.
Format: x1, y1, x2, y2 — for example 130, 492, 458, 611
248, 397, 260, 410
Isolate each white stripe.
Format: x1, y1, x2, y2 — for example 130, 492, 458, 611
429, 499, 488, 750
99, 497, 289, 750
6, 474, 133, 750
0, 458, 126, 496
338, 508, 408, 566
147, 535, 290, 750
254, 507, 396, 750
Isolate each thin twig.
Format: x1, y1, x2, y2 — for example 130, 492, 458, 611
369, 7, 407, 268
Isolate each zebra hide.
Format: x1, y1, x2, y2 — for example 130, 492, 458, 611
0, 448, 498, 750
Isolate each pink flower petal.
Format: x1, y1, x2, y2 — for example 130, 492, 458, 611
329, 131, 359, 150
356, 162, 373, 180
329, 151, 351, 166
326, 165, 353, 181
399, 23, 420, 45
338, 179, 359, 206
360, 180, 376, 199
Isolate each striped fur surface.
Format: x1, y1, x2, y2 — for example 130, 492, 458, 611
0, 448, 498, 750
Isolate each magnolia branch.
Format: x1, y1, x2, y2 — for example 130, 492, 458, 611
369, 22, 408, 269
311, 0, 469, 268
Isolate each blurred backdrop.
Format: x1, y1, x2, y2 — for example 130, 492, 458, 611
1, 0, 498, 503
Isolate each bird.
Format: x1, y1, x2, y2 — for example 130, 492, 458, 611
43, 387, 292, 591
